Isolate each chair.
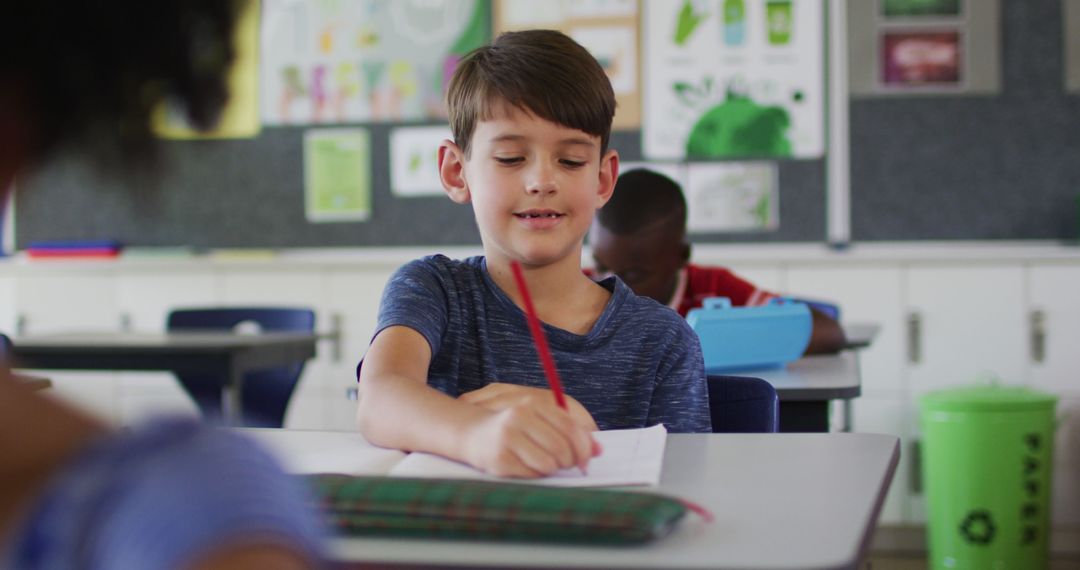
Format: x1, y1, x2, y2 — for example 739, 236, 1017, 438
706, 375, 779, 433
167, 307, 315, 427
0, 332, 10, 360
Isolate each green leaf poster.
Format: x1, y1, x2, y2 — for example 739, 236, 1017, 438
643, 0, 825, 160
304, 129, 371, 222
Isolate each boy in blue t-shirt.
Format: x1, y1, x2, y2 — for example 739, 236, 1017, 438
357, 30, 711, 479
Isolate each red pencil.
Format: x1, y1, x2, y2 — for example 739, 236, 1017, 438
509, 261, 568, 410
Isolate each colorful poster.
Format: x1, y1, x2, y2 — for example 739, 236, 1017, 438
494, 0, 641, 129
390, 125, 453, 198
881, 30, 962, 87
154, 0, 261, 139
643, 0, 825, 160
261, 0, 489, 125
304, 129, 371, 222
570, 26, 637, 96
684, 162, 778, 233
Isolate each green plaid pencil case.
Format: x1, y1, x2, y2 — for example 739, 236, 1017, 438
306, 474, 688, 545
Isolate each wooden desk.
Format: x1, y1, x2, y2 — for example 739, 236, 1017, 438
10, 332, 317, 423
249, 429, 900, 570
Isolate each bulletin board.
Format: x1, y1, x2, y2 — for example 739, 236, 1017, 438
16, 0, 1077, 248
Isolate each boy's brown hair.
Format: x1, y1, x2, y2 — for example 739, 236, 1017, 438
445, 29, 616, 157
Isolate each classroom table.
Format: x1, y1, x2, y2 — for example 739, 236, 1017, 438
724, 350, 861, 433
15, 373, 53, 391
843, 323, 881, 350
10, 331, 317, 424
248, 429, 900, 570
718, 323, 880, 433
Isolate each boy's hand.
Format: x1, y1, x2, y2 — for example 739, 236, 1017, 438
460, 383, 599, 431
460, 402, 597, 478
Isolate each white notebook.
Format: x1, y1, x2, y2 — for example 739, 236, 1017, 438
247, 424, 668, 488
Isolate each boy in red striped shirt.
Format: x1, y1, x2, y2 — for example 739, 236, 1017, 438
590, 168, 846, 354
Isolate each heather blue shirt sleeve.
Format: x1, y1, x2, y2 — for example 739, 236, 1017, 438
374, 257, 450, 356
3, 418, 326, 570
362, 256, 711, 433
648, 321, 711, 433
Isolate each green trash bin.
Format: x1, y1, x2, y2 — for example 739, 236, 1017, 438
920, 386, 1057, 569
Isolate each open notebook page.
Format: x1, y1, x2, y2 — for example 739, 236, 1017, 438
246, 429, 407, 476
388, 424, 668, 487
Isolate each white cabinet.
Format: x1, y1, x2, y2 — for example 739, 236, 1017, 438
1028, 264, 1080, 526
113, 268, 219, 424
0, 275, 16, 334
15, 271, 120, 333
13, 269, 122, 421
904, 264, 1027, 395
115, 268, 218, 331
1028, 264, 1080, 398
903, 263, 1028, 523
324, 267, 394, 430
787, 265, 906, 394
850, 397, 910, 525
786, 265, 909, 524
219, 268, 330, 429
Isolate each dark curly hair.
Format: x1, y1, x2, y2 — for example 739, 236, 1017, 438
597, 168, 687, 236
2, 1, 239, 167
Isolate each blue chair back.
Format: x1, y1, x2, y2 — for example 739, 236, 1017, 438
167, 307, 315, 427
0, 332, 10, 367
706, 375, 779, 433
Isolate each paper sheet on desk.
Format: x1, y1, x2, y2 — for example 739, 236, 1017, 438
248, 430, 407, 476
390, 424, 668, 487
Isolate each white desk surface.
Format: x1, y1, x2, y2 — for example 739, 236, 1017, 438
722, 350, 862, 401
249, 429, 899, 570
843, 323, 881, 349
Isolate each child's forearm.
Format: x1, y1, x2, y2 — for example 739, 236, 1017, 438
804, 308, 847, 354
357, 374, 489, 460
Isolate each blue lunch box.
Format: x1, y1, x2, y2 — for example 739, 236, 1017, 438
686, 296, 812, 372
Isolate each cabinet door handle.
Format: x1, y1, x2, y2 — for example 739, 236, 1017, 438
15, 314, 27, 337
1030, 309, 1046, 363
907, 311, 922, 364
323, 312, 344, 363
119, 312, 132, 332
910, 439, 922, 495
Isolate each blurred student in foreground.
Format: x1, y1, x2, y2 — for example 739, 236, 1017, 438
590, 168, 846, 355
0, 2, 325, 568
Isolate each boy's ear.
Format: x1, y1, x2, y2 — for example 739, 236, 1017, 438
595, 149, 619, 208
438, 139, 470, 204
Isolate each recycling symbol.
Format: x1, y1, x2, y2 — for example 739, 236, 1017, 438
959, 510, 996, 545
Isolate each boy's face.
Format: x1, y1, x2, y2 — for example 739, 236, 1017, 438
439, 103, 617, 268
589, 221, 688, 306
